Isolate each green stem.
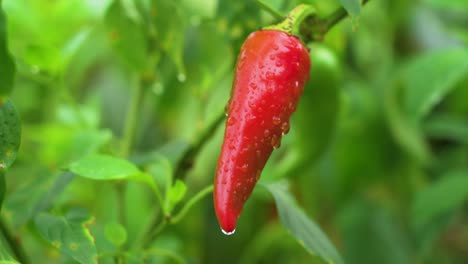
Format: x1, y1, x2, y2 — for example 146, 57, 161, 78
255, 0, 283, 20
115, 182, 127, 230
142, 218, 167, 248
170, 185, 213, 224
121, 73, 143, 157
301, 0, 372, 42
140, 185, 213, 248
117, 73, 143, 254
174, 112, 225, 179
263, 4, 316, 37
324, 0, 371, 31
0, 217, 30, 264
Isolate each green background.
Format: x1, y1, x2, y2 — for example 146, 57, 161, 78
1, 0, 468, 263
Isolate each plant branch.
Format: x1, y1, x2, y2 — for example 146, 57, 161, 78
300, 0, 372, 42
118, 73, 143, 254
140, 185, 213, 248
324, 0, 371, 30
174, 112, 225, 179
256, 0, 283, 20
121, 73, 143, 157
142, 217, 167, 248
0, 217, 30, 264
170, 185, 213, 224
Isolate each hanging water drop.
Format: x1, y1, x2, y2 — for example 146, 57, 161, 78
221, 228, 236, 236
177, 73, 186, 82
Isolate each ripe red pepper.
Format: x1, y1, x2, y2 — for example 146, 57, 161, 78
214, 29, 311, 234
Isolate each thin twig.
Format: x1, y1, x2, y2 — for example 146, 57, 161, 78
324, 0, 371, 30
255, 0, 284, 20
301, 0, 372, 42
170, 185, 213, 224
174, 112, 225, 179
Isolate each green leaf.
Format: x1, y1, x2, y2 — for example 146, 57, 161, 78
68, 154, 161, 197
104, 222, 128, 247
423, 114, 468, 144
403, 48, 468, 122
105, 0, 147, 71
337, 0, 361, 17
0, 5, 16, 97
0, 240, 20, 264
338, 200, 411, 264
264, 182, 344, 264
412, 170, 468, 229
35, 211, 98, 264
0, 99, 21, 169
3, 0, 100, 74
68, 154, 141, 180
166, 179, 187, 212
152, 1, 186, 77
385, 82, 431, 164
29, 125, 111, 168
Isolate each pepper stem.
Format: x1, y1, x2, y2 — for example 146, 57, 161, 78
263, 4, 316, 38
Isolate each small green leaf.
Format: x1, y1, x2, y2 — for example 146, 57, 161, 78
264, 182, 344, 264
0, 5, 16, 97
0, 239, 20, 264
35, 211, 98, 264
105, 0, 147, 71
403, 49, 468, 122
337, 0, 361, 17
166, 179, 187, 212
412, 170, 468, 229
0, 98, 21, 169
104, 222, 128, 247
68, 154, 141, 180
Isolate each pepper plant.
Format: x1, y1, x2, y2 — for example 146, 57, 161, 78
1, 0, 468, 264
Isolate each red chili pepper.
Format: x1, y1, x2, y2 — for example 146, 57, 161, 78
214, 29, 310, 234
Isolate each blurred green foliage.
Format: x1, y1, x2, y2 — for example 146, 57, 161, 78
0, 0, 468, 263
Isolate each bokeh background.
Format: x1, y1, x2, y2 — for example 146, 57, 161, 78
1, 0, 468, 263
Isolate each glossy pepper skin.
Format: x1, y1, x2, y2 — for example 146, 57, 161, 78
214, 30, 311, 234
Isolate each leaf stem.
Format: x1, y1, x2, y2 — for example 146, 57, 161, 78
142, 218, 167, 248
324, 0, 371, 31
170, 185, 213, 224
140, 185, 213, 248
263, 4, 316, 37
0, 217, 30, 264
174, 112, 225, 179
118, 72, 143, 254
300, 0, 372, 42
121, 73, 143, 157
255, 0, 283, 20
